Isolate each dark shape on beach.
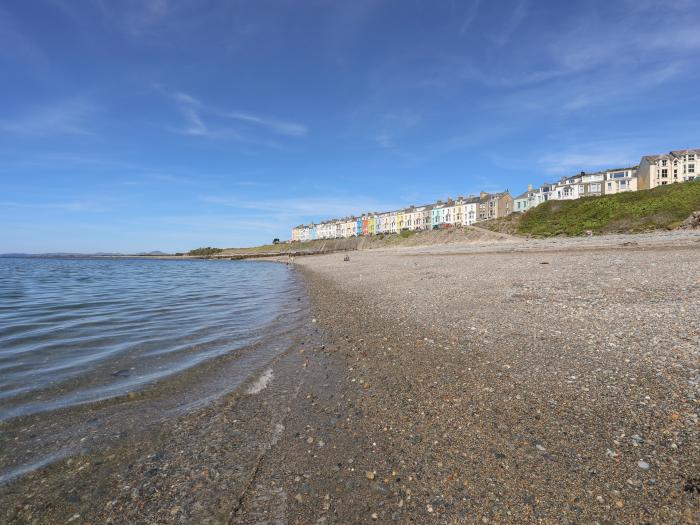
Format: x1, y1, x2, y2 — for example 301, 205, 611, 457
685, 477, 700, 494
540, 261, 549, 264
344, 255, 350, 262
111, 369, 131, 378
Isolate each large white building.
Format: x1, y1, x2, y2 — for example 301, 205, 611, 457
638, 148, 698, 189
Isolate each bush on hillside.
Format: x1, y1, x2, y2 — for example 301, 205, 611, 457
188, 247, 224, 256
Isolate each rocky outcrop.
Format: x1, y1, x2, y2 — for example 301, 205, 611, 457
680, 210, 700, 229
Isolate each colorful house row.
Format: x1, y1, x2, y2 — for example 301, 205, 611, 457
291, 191, 514, 241
513, 147, 699, 213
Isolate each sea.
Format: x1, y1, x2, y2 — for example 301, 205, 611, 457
0, 257, 308, 483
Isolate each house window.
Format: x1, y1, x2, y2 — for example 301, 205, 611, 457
661, 169, 668, 178
661, 159, 667, 166
620, 181, 626, 188
607, 182, 612, 189
689, 154, 696, 161
690, 164, 695, 173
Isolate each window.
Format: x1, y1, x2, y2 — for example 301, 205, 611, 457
689, 154, 696, 161
690, 164, 695, 173
620, 181, 626, 188
661, 159, 667, 166
607, 182, 612, 189
661, 168, 668, 178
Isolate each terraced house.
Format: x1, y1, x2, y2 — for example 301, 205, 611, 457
549, 171, 605, 201
514, 185, 538, 213
477, 192, 513, 221
604, 167, 638, 195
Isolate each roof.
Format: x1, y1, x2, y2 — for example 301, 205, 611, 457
670, 148, 700, 156
514, 191, 531, 200
606, 166, 638, 172
461, 196, 480, 204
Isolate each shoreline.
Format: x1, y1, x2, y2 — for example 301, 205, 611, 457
1, 232, 698, 523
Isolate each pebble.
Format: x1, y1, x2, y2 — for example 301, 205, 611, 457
637, 460, 650, 470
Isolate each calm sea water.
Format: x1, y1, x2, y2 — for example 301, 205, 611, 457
0, 257, 305, 422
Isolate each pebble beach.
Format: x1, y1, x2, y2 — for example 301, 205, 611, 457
2, 231, 699, 523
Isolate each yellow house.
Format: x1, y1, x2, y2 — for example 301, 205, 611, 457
396, 209, 406, 231
368, 215, 376, 234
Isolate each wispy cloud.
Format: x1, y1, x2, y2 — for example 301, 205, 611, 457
165, 89, 308, 143
0, 98, 96, 137
0, 6, 48, 70
539, 147, 640, 176
489, 0, 527, 47
372, 110, 421, 149
1, 199, 106, 213
454, 0, 481, 36
224, 111, 308, 137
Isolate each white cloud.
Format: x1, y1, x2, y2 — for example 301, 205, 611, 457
539, 148, 639, 176
0, 98, 96, 137
165, 89, 308, 142
224, 111, 308, 137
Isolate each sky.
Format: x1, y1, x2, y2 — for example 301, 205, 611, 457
1, 0, 699, 253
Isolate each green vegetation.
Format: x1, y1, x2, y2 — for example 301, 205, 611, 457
187, 247, 224, 256
399, 229, 416, 238
516, 180, 700, 237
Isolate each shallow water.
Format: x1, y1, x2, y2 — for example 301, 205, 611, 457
0, 257, 305, 421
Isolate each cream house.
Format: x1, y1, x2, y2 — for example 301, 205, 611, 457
603, 167, 638, 195
638, 148, 698, 189
443, 199, 460, 226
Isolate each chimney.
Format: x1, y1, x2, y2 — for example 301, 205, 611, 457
528, 184, 533, 191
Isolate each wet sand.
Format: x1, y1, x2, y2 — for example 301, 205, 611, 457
2, 232, 699, 523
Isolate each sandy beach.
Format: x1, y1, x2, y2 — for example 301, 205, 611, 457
2, 231, 699, 524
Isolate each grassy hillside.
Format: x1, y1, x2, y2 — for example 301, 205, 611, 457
509, 180, 700, 237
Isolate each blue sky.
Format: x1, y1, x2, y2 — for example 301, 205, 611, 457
1, 0, 699, 252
